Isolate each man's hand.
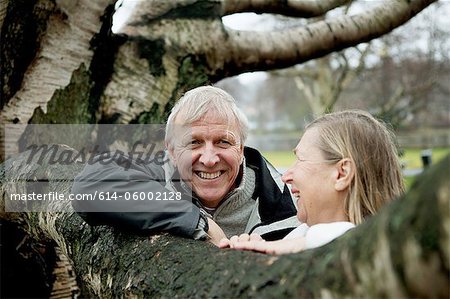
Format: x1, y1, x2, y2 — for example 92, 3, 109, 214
207, 218, 227, 247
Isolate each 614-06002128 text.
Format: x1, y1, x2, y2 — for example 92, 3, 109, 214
9, 191, 182, 201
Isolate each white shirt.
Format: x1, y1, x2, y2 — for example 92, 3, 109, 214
283, 222, 355, 249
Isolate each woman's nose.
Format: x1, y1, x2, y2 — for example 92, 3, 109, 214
282, 166, 293, 184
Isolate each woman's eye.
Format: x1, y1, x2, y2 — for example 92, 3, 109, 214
295, 157, 305, 164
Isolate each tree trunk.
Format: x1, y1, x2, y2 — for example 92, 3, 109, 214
1, 146, 449, 298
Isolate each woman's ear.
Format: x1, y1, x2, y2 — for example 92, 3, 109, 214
334, 158, 355, 191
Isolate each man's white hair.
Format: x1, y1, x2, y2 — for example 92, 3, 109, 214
165, 86, 249, 146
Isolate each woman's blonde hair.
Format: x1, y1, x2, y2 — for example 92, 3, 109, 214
307, 110, 405, 224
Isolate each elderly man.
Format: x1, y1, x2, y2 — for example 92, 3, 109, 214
72, 86, 298, 245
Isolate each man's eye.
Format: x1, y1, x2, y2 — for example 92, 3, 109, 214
186, 140, 201, 147
217, 139, 233, 147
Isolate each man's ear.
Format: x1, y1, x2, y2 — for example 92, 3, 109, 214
334, 158, 355, 191
165, 141, 177, 166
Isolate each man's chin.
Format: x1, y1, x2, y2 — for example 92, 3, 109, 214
195, 191, 226, 208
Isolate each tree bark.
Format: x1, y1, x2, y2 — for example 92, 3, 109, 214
1, 147, 449, 298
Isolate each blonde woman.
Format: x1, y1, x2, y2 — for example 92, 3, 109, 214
220, 110, 405, 254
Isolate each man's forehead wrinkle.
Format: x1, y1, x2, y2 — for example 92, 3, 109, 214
191, 129, 238, 140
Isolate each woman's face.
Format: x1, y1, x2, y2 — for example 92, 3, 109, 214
281, 128, 348, 226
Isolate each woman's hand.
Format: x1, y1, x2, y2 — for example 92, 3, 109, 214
219, 233, 263, 248
220, 234, 306, 255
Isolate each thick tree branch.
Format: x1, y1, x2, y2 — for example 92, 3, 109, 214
1, 146, 449, 298
121, 0, 436, 80
96, 0, 438, 124
216, 0, 437, 76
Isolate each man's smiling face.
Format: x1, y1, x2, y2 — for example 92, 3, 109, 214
168, 112, 244, 208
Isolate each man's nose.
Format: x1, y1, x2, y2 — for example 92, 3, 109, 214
199, 145, 220, 167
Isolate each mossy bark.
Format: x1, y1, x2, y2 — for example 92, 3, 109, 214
0, 0, 56, 108
1, 147, 448, 298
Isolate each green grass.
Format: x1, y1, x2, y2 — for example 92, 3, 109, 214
399, 147, 450, 169
263, 147, 450, 170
